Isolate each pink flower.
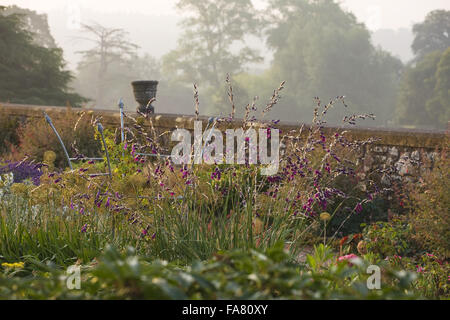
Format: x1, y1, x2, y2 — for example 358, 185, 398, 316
337, 254, 359, 266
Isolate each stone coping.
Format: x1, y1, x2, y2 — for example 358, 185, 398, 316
1, 102, 448, 149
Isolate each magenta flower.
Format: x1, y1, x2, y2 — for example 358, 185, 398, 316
337, 254, 359, 266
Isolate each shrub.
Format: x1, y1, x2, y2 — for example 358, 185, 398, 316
361, 217, 419, 259
12, 108, 102, 168
0, 106, 23, 156
406, 154, 450, 259
0, 243, 420, 299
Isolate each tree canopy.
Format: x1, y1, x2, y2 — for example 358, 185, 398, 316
260, 0, 403, 125
412, 10, 450, 61
0, 6, 85, 106
395, 10, 450, 129
162, 0, 262, 115
396, 48, 450, 128
75, 23, 140, 108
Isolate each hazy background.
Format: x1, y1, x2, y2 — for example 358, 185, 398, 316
1, 0, 449, 129
4, 0, 448, 67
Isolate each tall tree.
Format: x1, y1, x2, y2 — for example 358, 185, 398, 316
3, 5, 57, 48
76, 23, 139, 108
0, 6, 85, 106
261, 0, 403, 125
412, 10, 450, 61
162, 0, 262, 114
74, 53, 161, 110
395, 10, 450, 129
396, 48, 450, 128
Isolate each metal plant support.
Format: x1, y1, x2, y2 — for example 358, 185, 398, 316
43, 112, 111, 178
119, 98, 125, 157
44, 112, 73, 170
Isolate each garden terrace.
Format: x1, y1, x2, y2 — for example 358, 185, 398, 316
1, 102, 448, 184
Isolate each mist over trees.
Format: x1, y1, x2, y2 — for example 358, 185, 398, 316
73, 23, 140, 108
0, 6, 85, 106
396, 10, 450, 129
161, 0, 264, 115
259, 0, 403, 125
1, 2, 449, 129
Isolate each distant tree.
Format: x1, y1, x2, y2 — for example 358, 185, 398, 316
162, 0, 262, 114
0, 6, 86, 106
395, 10, 450, 129
412, 10, 450, 61
396, 48, 450, 128
75, 23, 139, 108
262, 0, 403, 125
3, 5, 57, 48
74, 53, 161, 110
427, 48, 450, 123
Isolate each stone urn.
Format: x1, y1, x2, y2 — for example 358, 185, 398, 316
131, 80, 158, 114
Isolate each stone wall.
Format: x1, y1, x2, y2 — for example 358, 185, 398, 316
1, 102, 448, 185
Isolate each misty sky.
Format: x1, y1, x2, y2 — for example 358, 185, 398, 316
4, 0, 450, 29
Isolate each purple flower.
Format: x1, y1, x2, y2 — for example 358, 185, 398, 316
0, 161, 44, 186
355, 203, 363, 213
81, 224, 87, 233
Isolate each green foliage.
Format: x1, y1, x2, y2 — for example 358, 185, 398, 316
13, 109, 101, 168
407, 155, 450, 259
262, 0, 403, 126
396, 48, 450, 128
361, 218, 417, 259
412, 10, 450, 61
0, 7, 86, 106
2, 5, 57, 48
411, 254, 449, 299
0, 243, 420, 299
162, 0, 262, 114
0, 106, 22, 155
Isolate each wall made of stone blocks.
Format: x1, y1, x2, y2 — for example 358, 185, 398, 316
1, 103, 448, 186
